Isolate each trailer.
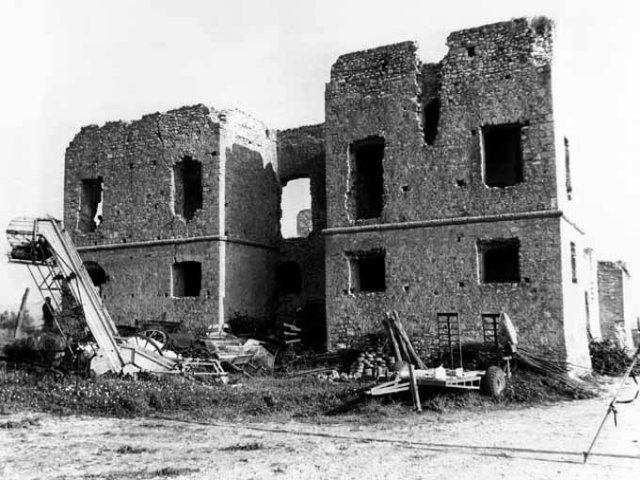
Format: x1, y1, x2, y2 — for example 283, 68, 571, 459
366, 364, 507, 398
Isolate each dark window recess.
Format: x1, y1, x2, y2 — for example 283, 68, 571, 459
479, 239, 520, 283
483, 124, 523, 188
277, 261, 302, 294
78, 177, 103, 233
172, 261, 201, 297
423, 98, 440, 145
349, 250, 386, 292
351, 137, 384, 219
83, 261, 109, 287
570, 242, 578, 283
564, 137, 573, 200
173, 157, 203, 221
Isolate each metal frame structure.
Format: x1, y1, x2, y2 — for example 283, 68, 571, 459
6, 216, 226, 377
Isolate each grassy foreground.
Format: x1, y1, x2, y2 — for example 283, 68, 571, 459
0, 366, 598, 423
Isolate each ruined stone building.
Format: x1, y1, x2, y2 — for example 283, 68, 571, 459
63, 17, 632, 367
597, 261, 636, 348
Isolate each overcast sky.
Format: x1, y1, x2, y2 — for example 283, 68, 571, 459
0, 0, 639, 311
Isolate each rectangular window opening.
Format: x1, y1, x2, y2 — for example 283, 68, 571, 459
482, 124, 523, 188
351, 137, 384, 219
173, 156, 203, 221
172, 261, 202, 297
348, 249, 386, 293
570, 242, 577, 283
78, 177, 103, 233
478, 238, 520, 283
564, 137, 573, 200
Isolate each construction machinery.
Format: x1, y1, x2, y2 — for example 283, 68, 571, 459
5, 216, 225, 377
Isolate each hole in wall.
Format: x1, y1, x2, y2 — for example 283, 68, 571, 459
467, 46, 476, 57
172, 261, 201, 297
401, 185, 409, 192
83, 261, 109, 286
456, 179, 466, 187
173, 156, 203, 221
478, 238, 520, 283
281, 178, 312, 239
78, 177, 103, 233
350, 137, 384, 219
482, 123, 524, 188
347, 249, 386, 293
423, 99, 441, 146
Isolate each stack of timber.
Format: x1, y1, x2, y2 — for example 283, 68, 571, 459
383, 311, 426, 370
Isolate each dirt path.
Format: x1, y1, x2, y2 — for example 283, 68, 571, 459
2, 391, 639, 480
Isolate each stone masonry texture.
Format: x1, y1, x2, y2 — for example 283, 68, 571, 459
597, 261, 635, 349
62, 17, 625, 367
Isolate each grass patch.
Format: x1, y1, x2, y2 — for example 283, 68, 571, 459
0, 366, 599, 423
220, 441, 265, 451
0, 417, 40, 429
153, 467, 199, 477
115, 444, 152, 454
81, 467, 199, 479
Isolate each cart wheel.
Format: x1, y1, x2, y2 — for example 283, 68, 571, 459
480, 366, 506, 398
141, 329, 168, 346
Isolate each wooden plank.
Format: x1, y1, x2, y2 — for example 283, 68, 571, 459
391, 311, 427, 369
14, 288, 30, 339
283, 323, 301, 332
382, 314, 402, 362
387, 312, 410, 362
408, 364, 422, 412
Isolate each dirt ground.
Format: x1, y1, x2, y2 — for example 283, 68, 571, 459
2, 386, 639, 480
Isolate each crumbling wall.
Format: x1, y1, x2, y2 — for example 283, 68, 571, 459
325, 18, 559, 231
65, 105, 223, 245
220, 110, 280, 320
81, 243, 219, 333
276, 125, 327, 347
325, 216, 566, 360
323, 17, 590, 364
598, 261, 634, 349
65, 105, 282, 331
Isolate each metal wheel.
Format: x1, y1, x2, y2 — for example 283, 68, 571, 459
141, 329, 168, 346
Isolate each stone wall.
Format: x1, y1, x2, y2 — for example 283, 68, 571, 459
61, 17, 622, 367
325, 216, 566, 360
598, 261, 634, 349
323, 17, 591, 365
80, 242, 219, 333
325, 18, 559, 231
65, 105, 283, 331
65, 105, 223, 246
275, 125, 327, 348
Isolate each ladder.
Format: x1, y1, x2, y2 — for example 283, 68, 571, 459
481, 313, 501, 354
436, 313, 461, 369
